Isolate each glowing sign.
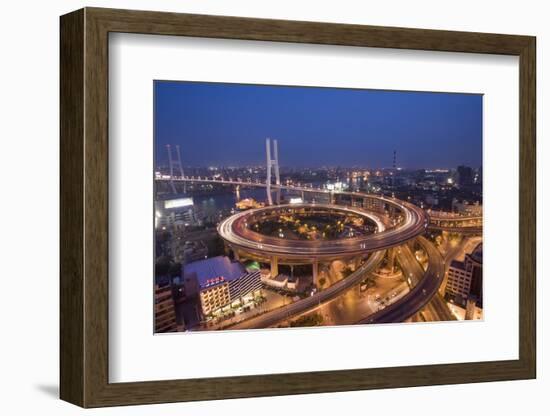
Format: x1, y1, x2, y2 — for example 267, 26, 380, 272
202, 276, 226, 288
164, 197, 193, 209
289, 197, 303, 204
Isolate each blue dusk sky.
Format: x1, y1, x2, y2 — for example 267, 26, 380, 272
154, 81, 482, 169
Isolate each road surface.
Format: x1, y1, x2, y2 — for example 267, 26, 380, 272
218, 202, 427, 259
356, 236, 448, 324
228, 249, 385, 329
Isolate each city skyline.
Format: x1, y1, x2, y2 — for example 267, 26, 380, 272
154, 81, 483, 170
154, 81, 483, 333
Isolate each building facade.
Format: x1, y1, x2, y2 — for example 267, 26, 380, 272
155, 195, 198, 231
445, 243, 483, 307
199, 278, 231, 316
183, 256, 262, 316
154, 284, 184, 333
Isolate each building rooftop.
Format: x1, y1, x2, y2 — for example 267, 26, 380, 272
469, 243, 483, 264
183, 256, 246, 289
450, 259, 465, 270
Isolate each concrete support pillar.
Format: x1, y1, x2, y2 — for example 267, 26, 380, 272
312, 261, 319, 286
329, 192, 335, 205
233, 249, 240, 261
235, 185, 240, 201
270, 256, 279, 277
387, 248, 396, 273
411, 312, 422, 323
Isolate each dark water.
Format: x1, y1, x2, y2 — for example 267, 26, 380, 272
192, 188, 269, 222
191, 186, 334, 223
194, 188, 267, 210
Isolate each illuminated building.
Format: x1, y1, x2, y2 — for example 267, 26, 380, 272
288, 197, 303, 204
183, 256, 262, 316
154, 284, 184, 332
155, 194, 197, 230
445, 244, 483, 307
235, 198, 264, 210
199, 278, 231, 316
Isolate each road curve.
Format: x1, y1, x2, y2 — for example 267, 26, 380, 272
218, 201, 427, 259
160, 177, 429, 255
228, 249, 385, 330
427, 225, 482, 235
357, 236, 445, 324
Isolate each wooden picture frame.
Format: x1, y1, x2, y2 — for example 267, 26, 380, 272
60, 7, 536, 408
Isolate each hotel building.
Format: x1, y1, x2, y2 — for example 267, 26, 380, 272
183, 256, 262, 316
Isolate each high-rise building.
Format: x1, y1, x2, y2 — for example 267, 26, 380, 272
445, 243, 483, 307
457, 165, 473, 187
154, 284, 184, 333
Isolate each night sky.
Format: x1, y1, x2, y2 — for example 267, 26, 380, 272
154, 81, 482, 169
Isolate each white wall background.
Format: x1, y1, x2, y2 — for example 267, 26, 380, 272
0, 0, 546, 414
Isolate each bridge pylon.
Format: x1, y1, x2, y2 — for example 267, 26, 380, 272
265, 138, 281, 205
166, 144, 185, 194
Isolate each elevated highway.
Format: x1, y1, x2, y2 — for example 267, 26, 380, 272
158, 176, 457, 326
218, 202, 427, 260
356, 236, 450, 324
427, 211, 482, 235
229, 250, 385, 330
231, 236, 452, 329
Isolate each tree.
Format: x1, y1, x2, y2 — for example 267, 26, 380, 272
169, 261, 182, 278
155, 256, 172, 277
290, 313, 324, 327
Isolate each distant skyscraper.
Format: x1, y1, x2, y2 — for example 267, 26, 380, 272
457, 165, 473, 187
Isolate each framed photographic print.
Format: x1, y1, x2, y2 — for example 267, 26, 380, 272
60, 7, 536, 408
